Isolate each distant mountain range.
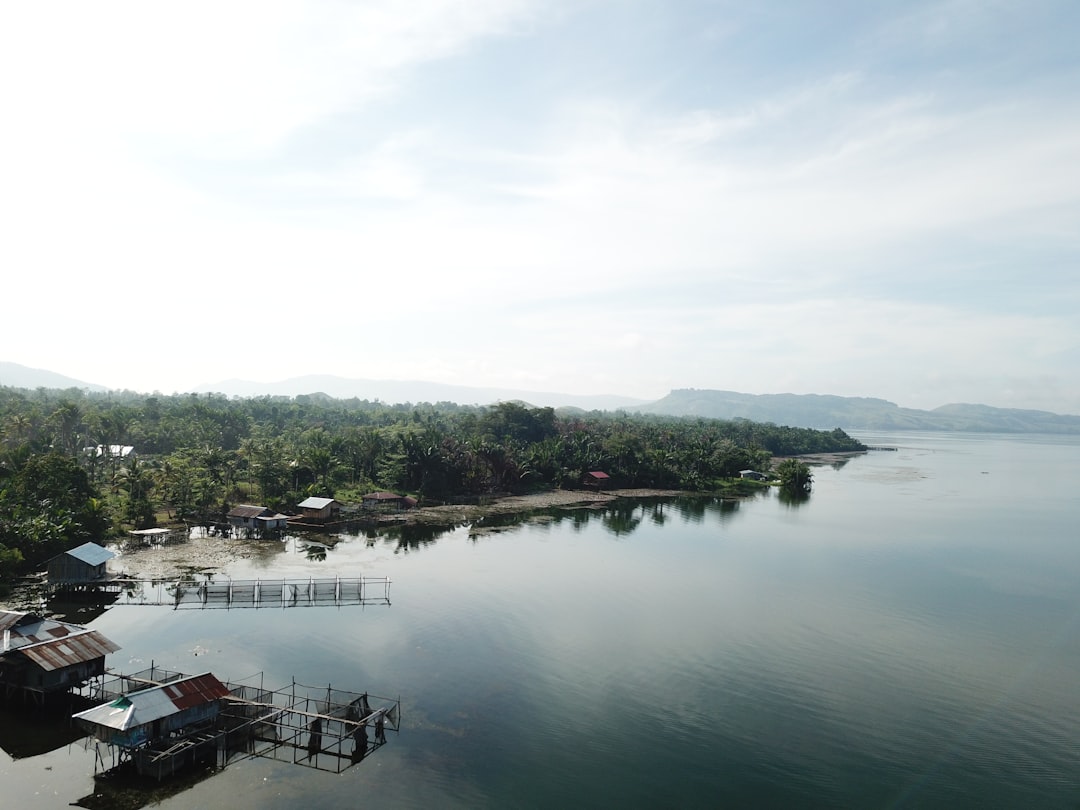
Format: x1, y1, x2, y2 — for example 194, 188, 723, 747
0, 361, 107, 393
2, 362, 1078, 434
637, 389, 1080, 434
194, 375, 650, 412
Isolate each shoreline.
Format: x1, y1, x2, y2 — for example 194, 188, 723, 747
97, 488, 693, 583
6, 465, 853, 597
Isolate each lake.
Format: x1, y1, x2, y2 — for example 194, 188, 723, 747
3, 432, 1080, 808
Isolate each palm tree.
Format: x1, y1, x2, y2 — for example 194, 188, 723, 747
776, 459, 813, 494
48, 401, 84, 456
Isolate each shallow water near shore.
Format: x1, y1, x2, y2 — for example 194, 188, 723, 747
3, 431, 1080, 808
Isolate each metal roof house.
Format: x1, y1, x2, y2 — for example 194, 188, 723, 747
361, 491, 410, 511
584, 470, 611, 489
0, 610, 121, 702
296, 496, 341, 523
84, 444, 136, 460
226, 504, 290, 533
73, 672, 231, 751
47, 542, 115, 585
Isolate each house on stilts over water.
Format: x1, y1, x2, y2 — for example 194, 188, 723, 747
73, 666, 401, 780
0, 609, 121, 704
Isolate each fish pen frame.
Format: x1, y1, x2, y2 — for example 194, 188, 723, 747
71, 575, 394, 609
219, 678, 400, 774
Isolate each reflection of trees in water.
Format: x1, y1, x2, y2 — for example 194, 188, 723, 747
562, 510, 594, 533
669, 496, 743, 525
777, 488, 810, 508
356, 493, 770, 551
601, 501, 642, 537
304, 544, 328, 562
387, 522, 464, 552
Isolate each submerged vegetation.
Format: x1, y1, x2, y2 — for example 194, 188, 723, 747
0, 386, 864, 580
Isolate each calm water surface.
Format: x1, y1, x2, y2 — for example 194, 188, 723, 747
3, 432, 1079, 808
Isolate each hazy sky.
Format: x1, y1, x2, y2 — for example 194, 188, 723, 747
2, 1, 1078, 412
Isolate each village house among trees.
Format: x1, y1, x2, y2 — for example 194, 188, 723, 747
0, 387, 864, 590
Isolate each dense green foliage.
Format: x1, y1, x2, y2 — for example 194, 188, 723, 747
775, 458, 814, 494
0, 386, 864, 577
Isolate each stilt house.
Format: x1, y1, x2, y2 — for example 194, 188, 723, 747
73, 672, 231, 750
46, 542, 115, 586
227, 505, 290, 533
296, 497, 341, 523
0, 610, 120, 701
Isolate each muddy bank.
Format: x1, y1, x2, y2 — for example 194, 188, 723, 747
110, 489, 687, 581
399, 488, 686, 525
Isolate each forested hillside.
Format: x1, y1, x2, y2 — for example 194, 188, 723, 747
0, 386, 864, 582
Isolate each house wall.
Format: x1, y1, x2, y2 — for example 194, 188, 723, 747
3, 657, 105, 692
363, 499, 402, 512
94, 701, 223, 749
47, 557, 104, 583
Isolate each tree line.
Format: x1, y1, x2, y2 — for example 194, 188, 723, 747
0, 386, 863, 581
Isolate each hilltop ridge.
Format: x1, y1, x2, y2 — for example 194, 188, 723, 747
1, 362, 1077, 433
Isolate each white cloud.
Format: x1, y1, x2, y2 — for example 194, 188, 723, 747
1, 1, 1079, 413
1, 1, 541, 156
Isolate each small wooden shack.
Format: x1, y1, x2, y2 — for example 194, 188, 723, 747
47, 542, 115, 585
361, 491, 411, 512
296, 497, 342, 523
584, 471, 610, 490
73, 672, 231, 752
739, 470, 768, 481
0, 610, 121, 702
227, 504, 290, 533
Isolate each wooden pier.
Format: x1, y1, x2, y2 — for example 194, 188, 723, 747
54, 575, 392, 609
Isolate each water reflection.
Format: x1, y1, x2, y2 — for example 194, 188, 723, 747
0, 698, 94, 760
74, 762, 220, 810
598, 501, 642, 537
777, 488, 810, 507
384, 521, 467, 553
356, 495, 762, 546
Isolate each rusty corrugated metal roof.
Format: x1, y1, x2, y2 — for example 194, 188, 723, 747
162, 672, 231, 710
16, 629, 121, 672
74, 673, 229, 731
0, 610, 29, 635
2, 612, 86, 648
